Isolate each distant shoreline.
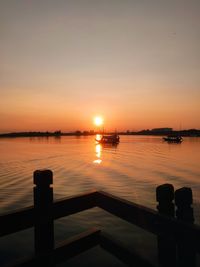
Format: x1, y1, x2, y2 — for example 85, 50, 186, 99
0, 129, 200, 138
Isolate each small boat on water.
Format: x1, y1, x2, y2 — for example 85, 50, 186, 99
163, 135, 183, 143
96, 134, 120, 144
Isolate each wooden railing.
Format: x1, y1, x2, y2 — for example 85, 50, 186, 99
1, 170, 200, 267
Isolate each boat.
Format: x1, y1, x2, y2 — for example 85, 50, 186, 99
163, 135, 183, 143
96, 134, 120, 144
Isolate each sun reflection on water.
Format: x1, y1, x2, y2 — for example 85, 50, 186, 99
93, 143, 102, 164
95, 134, 102, 142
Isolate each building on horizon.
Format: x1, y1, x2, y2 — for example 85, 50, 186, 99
151, 128, 173, 133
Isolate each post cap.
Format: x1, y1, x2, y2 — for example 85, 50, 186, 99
33, 169, 53, 186
175, 187, 193, 206
156, 184, 174, 202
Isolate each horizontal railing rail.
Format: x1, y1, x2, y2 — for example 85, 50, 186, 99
1, 169, 199, 267
96, 191, 200, 253
0, 191, 97, 237
5, 228, 101, 267
1, 190, 200, 253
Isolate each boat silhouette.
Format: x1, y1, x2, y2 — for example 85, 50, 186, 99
163, 135, 183, 143
96, 134, 120, 144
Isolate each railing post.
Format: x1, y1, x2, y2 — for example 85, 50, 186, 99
175, 187, 196, 267
156, 184, 176, 267
33, 169, 54, 263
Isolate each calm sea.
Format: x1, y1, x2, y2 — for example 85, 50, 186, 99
0, 135, 200, 266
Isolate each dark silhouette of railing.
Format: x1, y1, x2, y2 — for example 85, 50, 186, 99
1, 170, 200, 267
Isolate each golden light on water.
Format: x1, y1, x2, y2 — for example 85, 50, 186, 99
96, 144, 101, 158
93, 143, 102, 164
95, 134, 102, 141
94, 116, 103, 126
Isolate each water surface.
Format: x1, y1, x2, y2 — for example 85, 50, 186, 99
0, 135, 200, 266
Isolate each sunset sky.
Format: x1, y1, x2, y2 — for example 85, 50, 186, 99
1, 0, 200, 132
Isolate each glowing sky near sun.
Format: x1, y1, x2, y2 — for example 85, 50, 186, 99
0, 1, 200, 132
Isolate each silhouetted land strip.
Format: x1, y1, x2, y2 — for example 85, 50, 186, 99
128, 128, 200, 137
0, 131, 63, 138
0, 129, 200, 138
1, 170, 199, 266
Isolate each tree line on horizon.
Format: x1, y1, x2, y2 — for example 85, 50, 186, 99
0, 128, 200, 137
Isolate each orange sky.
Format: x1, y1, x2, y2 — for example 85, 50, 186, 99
1, 1, 200, 132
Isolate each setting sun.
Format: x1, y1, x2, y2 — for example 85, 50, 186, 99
94, 116, 103, 126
